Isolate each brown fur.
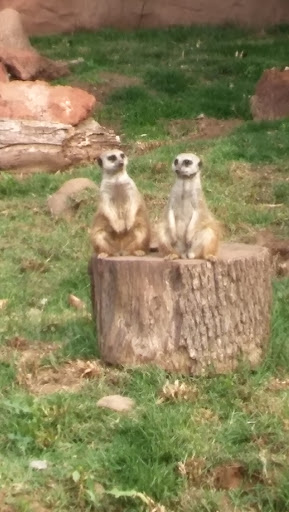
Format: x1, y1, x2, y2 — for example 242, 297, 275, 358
158, 153, 221, 260
90, 150, 150, 257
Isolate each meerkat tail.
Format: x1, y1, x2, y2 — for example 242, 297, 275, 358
187, 227, 219, 260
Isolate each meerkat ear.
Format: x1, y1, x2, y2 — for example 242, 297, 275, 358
198, 159, 203, 168
97, 156, 103, 168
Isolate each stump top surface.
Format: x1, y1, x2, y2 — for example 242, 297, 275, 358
91, 242, 269, 264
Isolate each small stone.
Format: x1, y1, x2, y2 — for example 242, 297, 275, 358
29, 460, 48, 470
97, 395, 135, 412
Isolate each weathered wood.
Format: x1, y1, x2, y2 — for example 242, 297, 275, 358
0, 117, 120, 173
90, 243, 272, 376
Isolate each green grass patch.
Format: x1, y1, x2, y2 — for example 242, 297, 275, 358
1, 24, 289, 512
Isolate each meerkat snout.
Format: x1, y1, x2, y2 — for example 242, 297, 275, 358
97, 149, 127, 174
172, 153, 202, 178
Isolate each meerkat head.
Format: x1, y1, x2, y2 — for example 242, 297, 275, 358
97, 149, 127, 175
172, 153, 202, 179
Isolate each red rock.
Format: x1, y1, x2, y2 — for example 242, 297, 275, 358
1, 0, 289, 36
0, 9, 69, 80
0, 8, 32, 49
0, 80, 96, 125
251, 69, 289, 121
0, 47, 69, 80
0, 62, 9, 82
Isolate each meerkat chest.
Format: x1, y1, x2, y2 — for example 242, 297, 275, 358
171, 182, 198, 225
106, 181, 137, 217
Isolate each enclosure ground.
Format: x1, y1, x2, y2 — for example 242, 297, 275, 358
1, 25, 289, 512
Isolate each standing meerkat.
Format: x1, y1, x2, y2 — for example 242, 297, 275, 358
90, 149, 150, 258
158, 153, 221, 260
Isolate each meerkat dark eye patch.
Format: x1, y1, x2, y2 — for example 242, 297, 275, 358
120, 152, 125, 159
174, 158, 179, 166
183, 159, 192, 167
108, 155, 117, 162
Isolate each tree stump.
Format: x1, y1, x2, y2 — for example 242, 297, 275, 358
89, 243, 272, 375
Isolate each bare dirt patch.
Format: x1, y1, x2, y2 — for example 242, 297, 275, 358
167, 116, 243, 140
2, 338, 104, 395
178, 458, 264, 491
0, 491, 16, 512
18, 357, 103, 395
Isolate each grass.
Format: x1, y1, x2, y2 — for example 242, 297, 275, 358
1, 24, 289, 511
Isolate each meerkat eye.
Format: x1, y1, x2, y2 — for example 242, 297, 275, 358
108, 155, 117, 162
174, 158, 179, 166
183, 159, 192, 167
120, 152, 125, 159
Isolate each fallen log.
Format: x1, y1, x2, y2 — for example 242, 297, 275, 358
0, 117, 120, 173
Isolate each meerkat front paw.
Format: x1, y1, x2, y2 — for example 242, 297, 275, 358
164, 253, 180, 261
97, 252, 109, 259
133, 250, 146, 257
204, 254, 217, 262
113, 220, 126, 234
187, 251, 196, 259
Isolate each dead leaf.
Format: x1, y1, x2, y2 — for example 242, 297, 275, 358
177, 457, 206, 486
74, 359, 102, 379
68, 294, 85, 310
6, 336, 29, 350
277, 260, 289, 277
134, 140, 165, 154
157, 379, 198, 403
266, 377, 289, 391
0, 299, 8, 310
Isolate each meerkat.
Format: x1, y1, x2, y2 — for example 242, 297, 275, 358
158, 153, 221, 260
90, 149, 150, 258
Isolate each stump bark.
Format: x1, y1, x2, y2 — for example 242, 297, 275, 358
89, 243, 272, 375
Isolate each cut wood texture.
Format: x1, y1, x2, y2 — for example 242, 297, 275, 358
0, 117, 120, 173
89, 243, 272, 376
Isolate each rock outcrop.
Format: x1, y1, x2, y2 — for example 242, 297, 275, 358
251, 69, 289, 121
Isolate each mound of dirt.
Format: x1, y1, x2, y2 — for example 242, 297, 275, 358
168, 116, 243, 140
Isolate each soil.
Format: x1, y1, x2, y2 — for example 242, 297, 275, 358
2, 338, 103, 395
178, 457, 263, 491
167, 116, 243, 140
